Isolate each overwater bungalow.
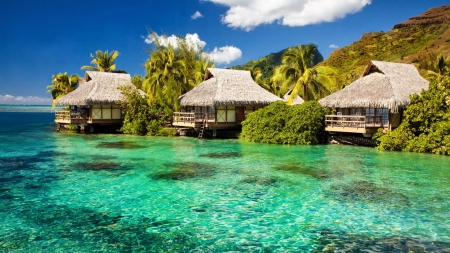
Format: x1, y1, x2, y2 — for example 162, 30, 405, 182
319, 60, 429, 137
172, 68, 281, 135
54, 71, 132, 132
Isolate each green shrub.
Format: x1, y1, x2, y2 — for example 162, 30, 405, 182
240, 101, 328, 144
376, 78, 450, 155
118, 86, 174, 136
158, 127, 178, 137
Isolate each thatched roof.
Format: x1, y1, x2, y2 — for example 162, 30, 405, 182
283, 90, 305, 105
319, 61, 429, 112
55, 71, 132, 106
179, 68, 281, 106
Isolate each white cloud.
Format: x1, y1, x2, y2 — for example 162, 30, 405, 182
205, 0, 371, 31
144, 33, 207, 50
143, 33, 242, 65
207, 46, 242, 65
0, 94, 52, 104
191, 11, 203, 19
329, 44, 339, 49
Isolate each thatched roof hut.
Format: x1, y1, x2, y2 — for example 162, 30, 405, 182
179, 68, 281, 106
56, 71, 132, 106
283, 90, 305, 105
319, 61, 429, 112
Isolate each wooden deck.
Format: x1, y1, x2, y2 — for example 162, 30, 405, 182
55, 110, 122, 125
172, 112, 242, 129
325, 115, 384, 134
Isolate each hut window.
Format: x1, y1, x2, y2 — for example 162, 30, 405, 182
365, 108, 375, 125
377, 108, 389, 126
209, 106, 215, 114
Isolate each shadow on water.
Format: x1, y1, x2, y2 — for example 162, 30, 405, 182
96, 141, 144, 149
0, 151, 62, 202
199, 151, 242, 158
327, 180, 410, 205
88, 155, 118, 161
274, 164, 335, 180
0, 150, 66, 173
72, 161, 126, 171
152, 162, 216, 180
313, 229, 450, 252
239, 176, 279, 186
1, 204, 198, 252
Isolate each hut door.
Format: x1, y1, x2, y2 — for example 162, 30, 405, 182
236, 106, 245, 122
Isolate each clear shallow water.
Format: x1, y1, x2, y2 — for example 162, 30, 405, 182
0, 109, 450, 252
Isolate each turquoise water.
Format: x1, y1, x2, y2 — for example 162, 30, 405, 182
1, 107, 450, 252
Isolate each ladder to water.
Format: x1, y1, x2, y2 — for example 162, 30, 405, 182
198, 114, 206, 139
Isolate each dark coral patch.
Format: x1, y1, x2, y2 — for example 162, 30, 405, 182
96, 141, 144, 149
328, 180, 410, 204
199, 152, 242, 158
73, 162, 124, 171
153, 162, 216, 180
315, 229, 450, 252
89, 155, 118, 160
240, 176, 279, 186
274, 164, 331, 180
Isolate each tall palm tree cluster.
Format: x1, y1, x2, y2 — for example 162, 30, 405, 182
46, 72, 80, 102
248, 44, 337, 103
81, 50, 124, 73
426, 53, 450, 83
142, 33, 214, 113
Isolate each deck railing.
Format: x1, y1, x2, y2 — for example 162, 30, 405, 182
325, 115, 383, 128
55, 110, 90, 121
173, 112, 215, 124
55, 110, 71, 121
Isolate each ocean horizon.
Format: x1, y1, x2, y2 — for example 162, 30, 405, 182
0, 104, 63, 113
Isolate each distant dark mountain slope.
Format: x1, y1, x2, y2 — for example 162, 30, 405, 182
319, 5, 450, 87
231, 47, 323, 79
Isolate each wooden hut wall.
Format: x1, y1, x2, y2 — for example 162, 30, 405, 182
91, 105, 121, 120
217, 106, 235, 123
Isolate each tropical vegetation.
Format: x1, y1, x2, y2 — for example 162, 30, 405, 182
117, 85, 177, 136
81, 50, 125, 73
46, 72, 80, 104
142, 32, 214, 116
272, 44, 336, 103
240, 101, 329, 144
375, 54, 450, 155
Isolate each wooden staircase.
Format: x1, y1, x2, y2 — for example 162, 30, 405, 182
198, 114, 207, 139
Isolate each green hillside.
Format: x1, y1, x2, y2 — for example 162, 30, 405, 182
231, 48, 323, 79
319, 5, 450, 87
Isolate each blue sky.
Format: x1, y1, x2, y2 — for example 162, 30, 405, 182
0, 0, 448, 104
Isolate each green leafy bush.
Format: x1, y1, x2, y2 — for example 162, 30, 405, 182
376, 78, 450, 155
118, 86, 178, 136
240, 101, 328, 144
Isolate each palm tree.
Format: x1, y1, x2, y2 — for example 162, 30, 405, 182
427, 53, 450, 83
189, 59, 215, 87
273, 44, 336, 103
143, 46, 188, 110
46, 72, 80, 104
81, 50, 122, 72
